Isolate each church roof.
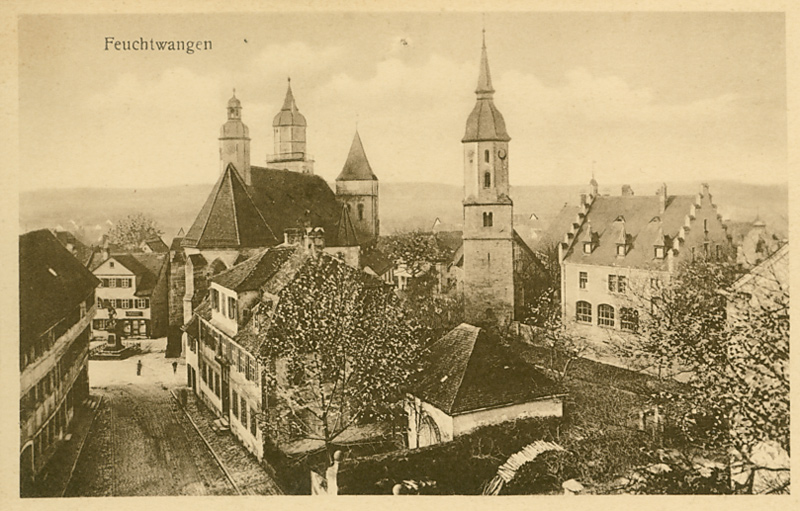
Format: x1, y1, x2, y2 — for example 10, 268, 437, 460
462, 38, 510, 143
336, 131, 377, 181
273, 80, 307, 127
411, 324, 561, 415
248, 165, 342, 247
182, 163, 278, 249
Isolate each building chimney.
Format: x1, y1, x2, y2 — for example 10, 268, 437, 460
283, 228, 303, 246
658, 183, 667, 215
621, 185, 634, 197
303, 227, 326, 256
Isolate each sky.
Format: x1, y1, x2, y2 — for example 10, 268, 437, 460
18, 11, 786, 191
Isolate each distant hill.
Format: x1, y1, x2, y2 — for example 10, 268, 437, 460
20, 180, 787, 245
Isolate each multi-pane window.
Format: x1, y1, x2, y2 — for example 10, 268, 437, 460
136, 298, 149, 309
93, 319, 105, 330
579, 272, 588, 289
97, 297, 103, 308
227, 297, 237, 320
576, 301, 592, 323
211, 289, 220, 311
620, 307, 639, 332
240, 397, 248, 427
109, 278, 116, 288
120, 278, 131, 288
250, 407, 258, 437
608, 274, 626, 293
598, 304, 615, 327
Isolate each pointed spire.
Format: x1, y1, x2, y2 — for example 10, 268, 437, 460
282, 77, 296, 111
337, 130, 377, 181
274, 77, 306, 127
476, 31, 494, 96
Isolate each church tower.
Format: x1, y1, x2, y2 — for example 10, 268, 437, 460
268, 78, 315, 174
462, 33, 515, 327
335, 131, 379, 242
219, 90, 251, 184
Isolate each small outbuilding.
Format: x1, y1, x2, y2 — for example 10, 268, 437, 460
406, 323, 564, 448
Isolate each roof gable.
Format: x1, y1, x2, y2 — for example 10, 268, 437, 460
211, 246, 297, 293
183, 163, 278, 249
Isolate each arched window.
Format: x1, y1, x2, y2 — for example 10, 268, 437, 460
620, 307, 639, 332
484, 149, 490, 163
357, 204, 365, 221
703, 219, 708, 233
484, 172, 491, 188
483, 212, 493, 227
576, 301, 592, 323
598, 304, 615, 327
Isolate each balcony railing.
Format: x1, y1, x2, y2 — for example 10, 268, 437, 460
266, 152, 313, 163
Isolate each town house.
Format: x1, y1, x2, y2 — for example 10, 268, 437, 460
20, 230, 99, 493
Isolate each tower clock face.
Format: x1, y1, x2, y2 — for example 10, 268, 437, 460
497, 148, 507, 160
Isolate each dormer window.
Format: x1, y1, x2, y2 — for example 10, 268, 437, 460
654, 246, 665, 259
583, 242, 593, 254
616, 244, 627, 256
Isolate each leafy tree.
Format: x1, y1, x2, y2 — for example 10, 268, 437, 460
632, 256, 788, 464
106, 213, 164, 251
261, 253, 428, 460
380, 230, 463, 341
521, 243, 589, 382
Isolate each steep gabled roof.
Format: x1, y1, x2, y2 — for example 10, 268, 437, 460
412, 324, 561, 415
336, 131, 377, 181
52, 230, 95, 266
362, 247, 393, 275
183, 163, 278, 249
20, 230, 100, 345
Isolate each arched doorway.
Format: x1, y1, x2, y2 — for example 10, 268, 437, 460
417, 414, 442, 448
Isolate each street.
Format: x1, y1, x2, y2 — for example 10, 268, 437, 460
64, 339, 238, 496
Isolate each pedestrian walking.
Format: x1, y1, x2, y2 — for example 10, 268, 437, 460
137, 359, 142, 376
172, 361, 178, 374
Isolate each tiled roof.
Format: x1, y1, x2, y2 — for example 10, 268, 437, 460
336, 131, 377, 181
412, 324, 561, 415
144, 237, 169, 253
564, 194, 698, 270
211, 246, 297, 292
20, 230, 100, 345
169, 236, 184, 251
182, 163, 278, 249
362, 247, 393, 276
249, 166, 342, 246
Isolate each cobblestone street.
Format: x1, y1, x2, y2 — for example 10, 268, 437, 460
62, 339, 280, 496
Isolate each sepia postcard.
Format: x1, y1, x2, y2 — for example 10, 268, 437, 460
4, 0, 797, 507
